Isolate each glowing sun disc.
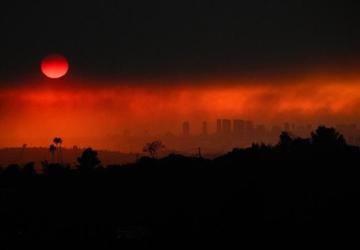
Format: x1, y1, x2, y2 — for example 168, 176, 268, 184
41, 54, 69, 79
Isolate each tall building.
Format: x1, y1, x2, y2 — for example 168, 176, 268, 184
233, 120, 245, 134
216, 119, 222, 134
182, 121, 190, 136
245, 120, 254, 135
222, 119, 232, 134
202, 121, 208, 136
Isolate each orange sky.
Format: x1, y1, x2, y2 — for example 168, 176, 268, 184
1, 72, 360, 150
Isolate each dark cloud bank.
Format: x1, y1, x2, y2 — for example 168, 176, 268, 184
0, 0, 359, 82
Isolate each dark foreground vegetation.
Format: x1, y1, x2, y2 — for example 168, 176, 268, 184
0, 126, 359, 248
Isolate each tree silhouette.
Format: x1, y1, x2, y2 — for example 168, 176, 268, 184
41, 161, 69, 176
143, 141, 165, 158
77, 148, 101, 172
278, 131, 294, 148
0, 125, 360, 245
53, 137, 63, 162
3, 164, 21, 177
23, 162, 36, 176
311, 126, 346, 149
49, 144, 56, 163
53, 137, 62, 146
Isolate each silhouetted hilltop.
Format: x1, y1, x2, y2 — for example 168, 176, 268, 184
0, 147, 138, 171
0, 126, 358, 248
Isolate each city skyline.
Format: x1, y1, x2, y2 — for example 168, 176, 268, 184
1, 1, 359, 246
3, 118, 358, 151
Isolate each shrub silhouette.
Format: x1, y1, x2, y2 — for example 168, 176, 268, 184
3, 164, 21, 176
77, 148, 101, 172
0, 125, 356, 247
42, 161, 69, 176
143, 141, 165, 158
23, 162, 36, 176
278, 131, 294, 148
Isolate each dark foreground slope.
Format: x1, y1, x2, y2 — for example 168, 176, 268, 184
0, 127, 359, 249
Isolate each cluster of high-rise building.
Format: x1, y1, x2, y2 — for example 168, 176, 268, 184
180, 119, 360, 146
216, 119, 256, 136
182, 119, 275, 140
116, 120, 360, 155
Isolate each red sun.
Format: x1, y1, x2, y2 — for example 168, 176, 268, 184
41, 54, 69, 79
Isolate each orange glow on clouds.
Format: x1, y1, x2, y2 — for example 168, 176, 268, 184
1, 73, 360, 150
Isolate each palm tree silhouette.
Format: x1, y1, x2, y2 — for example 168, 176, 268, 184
53, 137, 63, 163
49, 144, 56, 163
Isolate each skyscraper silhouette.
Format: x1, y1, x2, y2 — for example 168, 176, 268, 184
217, 119, 222, 134
202, 121, 208, 136
233, 120, 245, 135
222, 119, 231, 134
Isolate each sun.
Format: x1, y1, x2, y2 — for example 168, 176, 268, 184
41, 54, 69, 79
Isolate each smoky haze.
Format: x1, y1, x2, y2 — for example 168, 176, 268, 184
1, 1, 360, 152
0, 72, 360, 151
